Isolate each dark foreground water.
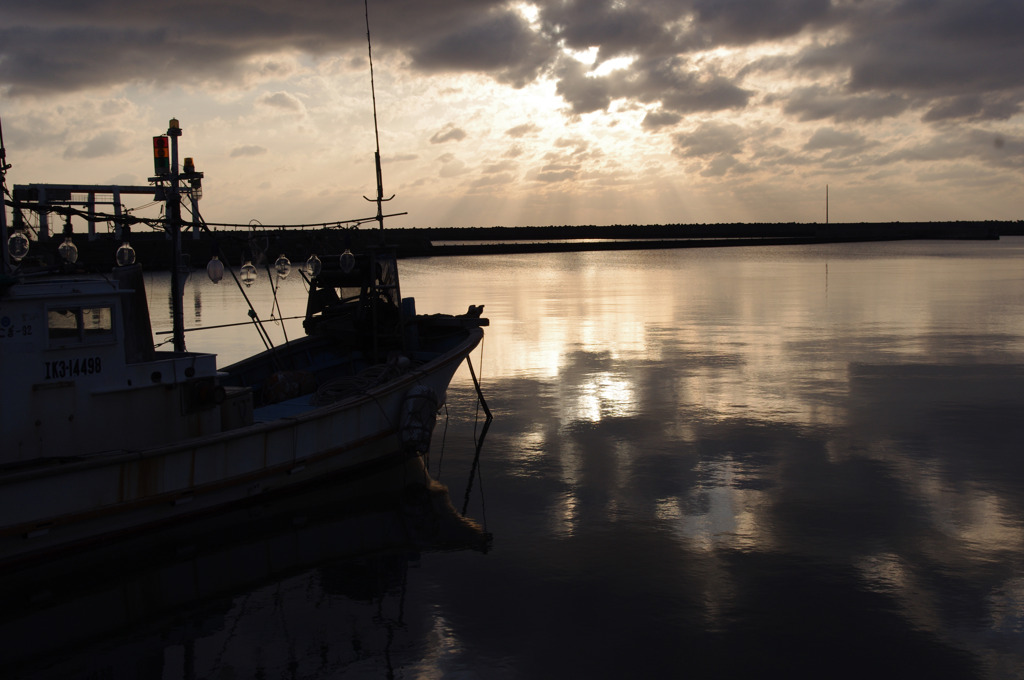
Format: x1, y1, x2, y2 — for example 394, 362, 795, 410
4, 239, 1024, 679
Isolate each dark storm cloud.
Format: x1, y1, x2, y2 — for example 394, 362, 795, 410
541, 1, 682, 60
828, 0, 1024, 95
2, 0, 1022, 128
548, 0, 1024, 124
691, 0, 837, 43
0, 0, 516, 94
780, 86, 911, 123
408, 11, 555, 86
794, 0, 1024, 121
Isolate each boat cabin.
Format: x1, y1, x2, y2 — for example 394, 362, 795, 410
0, 266, 247, 465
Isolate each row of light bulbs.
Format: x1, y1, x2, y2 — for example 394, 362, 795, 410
207, 248, 355, 287
7, 229, 355, 288
7, 229, 137, 267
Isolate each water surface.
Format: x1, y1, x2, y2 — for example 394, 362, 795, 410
8, 239, 1024, 678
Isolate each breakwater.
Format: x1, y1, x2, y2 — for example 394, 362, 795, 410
29, 220, 1021, 271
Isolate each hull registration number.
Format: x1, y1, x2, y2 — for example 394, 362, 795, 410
45, 357, 103, 380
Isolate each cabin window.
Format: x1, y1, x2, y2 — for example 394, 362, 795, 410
48, 305, 115, 344
82, 307, 113, 337
48, 308, 80, 339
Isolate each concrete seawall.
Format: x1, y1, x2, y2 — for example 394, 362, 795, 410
28, 220, 1020, 271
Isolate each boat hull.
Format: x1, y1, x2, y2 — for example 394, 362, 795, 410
0, 326, 483, 568
0, 453, 490, 677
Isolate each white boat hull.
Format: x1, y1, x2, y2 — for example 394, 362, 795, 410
0, 327, 482, 568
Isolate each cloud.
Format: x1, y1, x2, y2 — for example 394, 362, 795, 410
780, 86, 911, 123
503, 144, 526, 159
691, 0, 837, 43
554, 57, 613, 115
230, 145, 268, 158
923, 95, 1021, 123
874, 128, 1024, 171
642, 110, 683, 130
470, 172, 515, 189
430, 124, 467, 144
553, 137, 589, 155
792, 0, 1024, 119
506, 123, 541, 138
2, 0, 1023, 225
257, 91, 305, 113
803, 127, 869, 152
673, 122, 745, 158
3, 0, 1022, 129
408, 9, 556, 87
437, 152, 467, 177
535, 165, 578, 183
62, 130, 132, 160
482, 160, 517, 174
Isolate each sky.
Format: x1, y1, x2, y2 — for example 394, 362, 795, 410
1, 0, 1022, 229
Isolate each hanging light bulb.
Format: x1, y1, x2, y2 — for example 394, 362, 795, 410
240, 261, 257, 287
58, 236, 79, 264
58, 215, 78, 264
274, 253, 291, 278
305, 253, 322, 277
7, 231, 29, 262
207, 255, 225, 283
339, 248, 355, 274
115, 240, 136, 267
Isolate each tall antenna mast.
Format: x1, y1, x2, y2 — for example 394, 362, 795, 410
363, 0, 393, 232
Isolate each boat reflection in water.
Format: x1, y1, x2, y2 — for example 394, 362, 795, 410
0, 450, 491, 679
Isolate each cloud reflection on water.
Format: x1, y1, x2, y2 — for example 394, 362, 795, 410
405, 241, 1024, 672
150, 241, 1024, 676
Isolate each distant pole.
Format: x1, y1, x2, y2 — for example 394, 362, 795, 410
826, 184, 829, 225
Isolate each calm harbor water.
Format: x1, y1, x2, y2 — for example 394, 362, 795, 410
5, 239, 1024, 678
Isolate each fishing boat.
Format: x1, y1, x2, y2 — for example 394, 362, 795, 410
0, 34, 488, 567
0, 251, 485, 567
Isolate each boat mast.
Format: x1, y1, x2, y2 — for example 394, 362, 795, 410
363, 0, 393, 237
168, 120, 187, 352
151, 119, 188, 352
1, 116, 12, 275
